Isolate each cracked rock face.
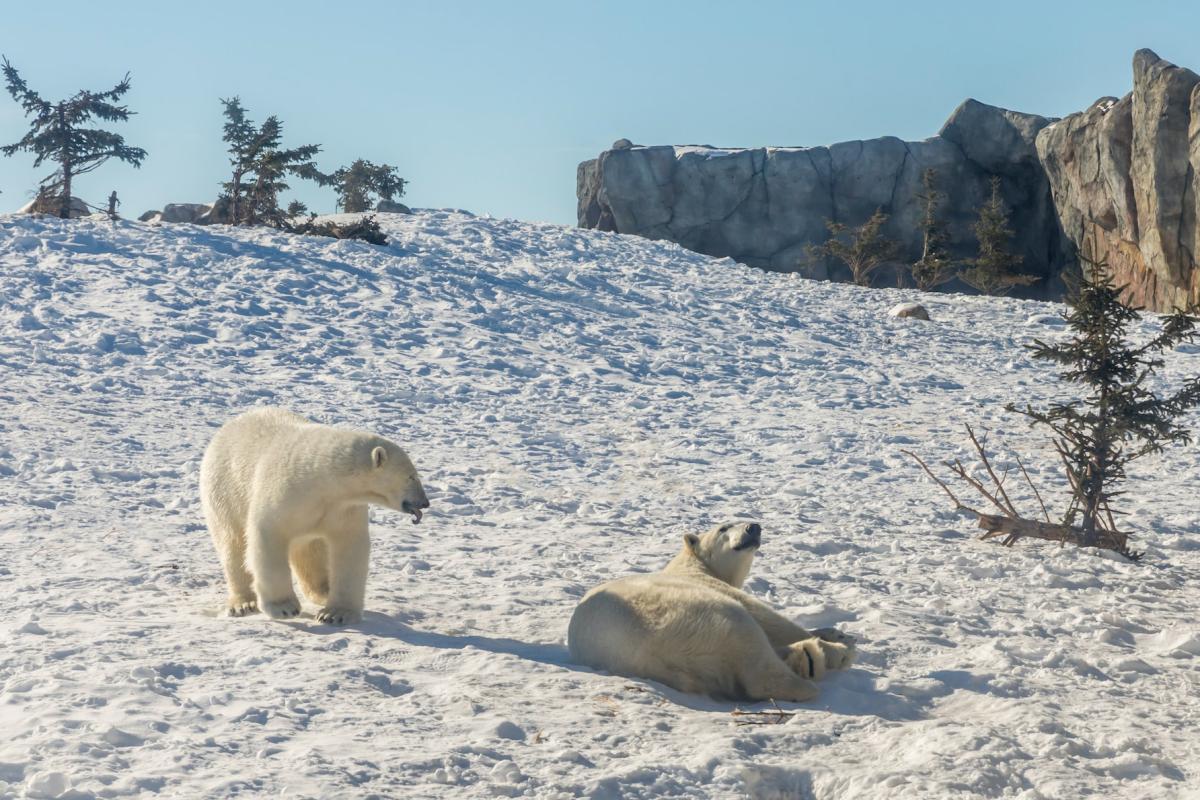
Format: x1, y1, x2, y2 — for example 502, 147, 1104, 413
578, 101, 1066, 295
1037, 49, 1200, 311
579, 50, 1200, 310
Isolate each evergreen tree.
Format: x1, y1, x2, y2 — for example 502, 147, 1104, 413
807, 208, 901, 287
960, 176, 1038, 295
330, 159, 406, 213
219, 98, 328, 227
1009, 255, 1200, 555
911, 168, 958, 291
1, 57, 146, 219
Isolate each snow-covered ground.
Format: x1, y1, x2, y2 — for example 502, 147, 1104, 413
1, 210, 1198, 799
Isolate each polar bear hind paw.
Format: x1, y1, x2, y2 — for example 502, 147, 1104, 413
783, 638, 855, 679
783, 639, 827, 680
261, 597, 302, 620
316, 607, 362, 625
818, 639, 855, 671
226, 600, 259, 617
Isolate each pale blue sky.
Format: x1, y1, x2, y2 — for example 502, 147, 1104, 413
2, 1, 1198, 224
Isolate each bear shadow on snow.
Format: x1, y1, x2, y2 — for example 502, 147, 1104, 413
296, 610, 925, 719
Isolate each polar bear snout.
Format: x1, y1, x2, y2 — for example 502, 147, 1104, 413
733, 523, 762, 551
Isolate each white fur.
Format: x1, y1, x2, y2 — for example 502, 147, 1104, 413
567, 522, 856, 701
200, 407, 429, 624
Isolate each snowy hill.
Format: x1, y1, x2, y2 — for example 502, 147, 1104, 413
1, 210, 1198, 799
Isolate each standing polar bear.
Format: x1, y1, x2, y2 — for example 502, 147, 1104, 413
568, 522, 855, 702
200, 407, 429, 625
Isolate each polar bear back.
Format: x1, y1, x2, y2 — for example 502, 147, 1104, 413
568, 574, 771, 698
200, 407, 393, 532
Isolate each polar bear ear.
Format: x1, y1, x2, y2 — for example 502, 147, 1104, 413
683, 533, 700, 553
372, 446, 387, 469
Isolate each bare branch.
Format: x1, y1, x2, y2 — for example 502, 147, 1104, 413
965, 424, 1019, 516
1013, 454, 1051, 524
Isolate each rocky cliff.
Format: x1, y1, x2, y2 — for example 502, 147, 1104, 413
578, 49, 1200, 311
1037, 49, 1200, 310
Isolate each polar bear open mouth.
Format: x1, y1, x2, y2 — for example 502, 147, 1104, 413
401, 501, 423, 524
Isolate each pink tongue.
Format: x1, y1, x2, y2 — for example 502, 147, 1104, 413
411, 509, 423, 525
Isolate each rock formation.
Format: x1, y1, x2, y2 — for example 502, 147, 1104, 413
578, 102, 1068, 295
579, 49, 1200, 311
16, 196, 92, 218
1037, 49, 1200, 310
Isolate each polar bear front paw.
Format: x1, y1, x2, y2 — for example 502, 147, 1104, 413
315, 606, 362, 626
261, 597, 302, 620
226, 599, 259, 617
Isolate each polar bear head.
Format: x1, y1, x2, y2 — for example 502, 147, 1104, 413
363, 438, 430, 523
681, 521, 762, 588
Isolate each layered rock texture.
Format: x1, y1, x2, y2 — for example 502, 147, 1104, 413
579, 49, 1200, 311
1038, 49, 1200, 310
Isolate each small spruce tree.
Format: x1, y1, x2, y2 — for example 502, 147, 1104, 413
219, 98, 328, 227
1, 57, 146, 219
911, 168, 958, 291
960, 176, 1038, 295
807, 208, 901, 287
1009, 255, 1200, 554
907, 250, 1200, 561
330, 159, 406, 213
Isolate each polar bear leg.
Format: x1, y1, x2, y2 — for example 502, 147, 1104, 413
208, 520, 258, 616
291, 539, 330, 606
247, 524, 301, 619
738, 649, 820, 702
316, 510, 369, 625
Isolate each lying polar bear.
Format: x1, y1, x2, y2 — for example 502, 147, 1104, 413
568, 522, 855, 701
200, 407, 429, 624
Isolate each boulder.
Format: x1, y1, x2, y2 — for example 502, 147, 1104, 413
375, 200, 411, 214
159, 203, 211, 224
16, 196, 91, 218
196, 197, 233, 225
137, 209, 160, 222
889, 302, 931, 321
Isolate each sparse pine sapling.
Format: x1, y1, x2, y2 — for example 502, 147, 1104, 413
1, 57, 146, 218
1008, 254, 1200, 555
330, 159, 407, 213
911, 168, 958, 291
960, 176, 1038, 296
807, 208, 901, 287
907, 251, 1200, 561
218, 98, 329, 227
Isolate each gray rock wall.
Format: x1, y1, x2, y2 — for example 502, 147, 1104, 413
578, 101, 1069, 295
578, 49, 1200, 309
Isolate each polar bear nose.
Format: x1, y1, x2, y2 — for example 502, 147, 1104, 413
745, 523, 762, 541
